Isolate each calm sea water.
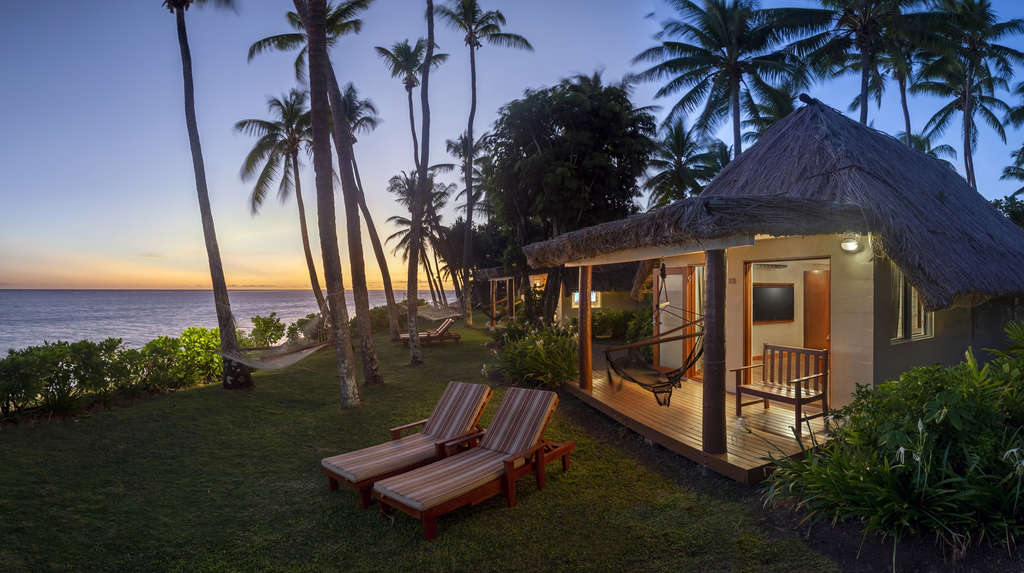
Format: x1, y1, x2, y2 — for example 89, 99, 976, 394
0, 289, 448, 352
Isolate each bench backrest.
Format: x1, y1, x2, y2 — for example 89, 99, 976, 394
762, 343, 829, 394
433, 318, 454, 336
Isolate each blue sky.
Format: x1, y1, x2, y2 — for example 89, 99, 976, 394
1, 0, 1022, 289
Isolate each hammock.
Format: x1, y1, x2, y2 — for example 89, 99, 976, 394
603, 315, 704, 406
219, 314, 331, 370
416, 303, 463, 322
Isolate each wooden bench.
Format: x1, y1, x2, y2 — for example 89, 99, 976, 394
731, 344, 829, 438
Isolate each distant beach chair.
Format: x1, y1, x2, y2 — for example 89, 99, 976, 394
320, 381, 492, 508
398, 317, 460, 345
373, 387, 575, 540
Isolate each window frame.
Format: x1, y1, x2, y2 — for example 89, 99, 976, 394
890, 269, 934, 344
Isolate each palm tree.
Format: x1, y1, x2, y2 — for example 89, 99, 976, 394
697, 140, 733, 179
633, 0, 825, 159
406, 0, 438, 365
301, 0, 359, 406
436, 0, 532, 326
375, 40, 448, 172
386, 172, 452, 307
163, 0, 251, 389
895, 130, 958, 169
235, 90, 328, 317
740, 83, 797, 143
444, 130, 488, 308
1000, 145, 1024, 196
252, 1, 385, 385
338, 83, 402, 341
927, 0, 1024, 189
913, 58, 1010, 189
644, 119, 709, 209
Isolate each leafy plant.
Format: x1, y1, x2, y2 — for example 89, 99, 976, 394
179, 327, 222, 384
0, 349, 43, 417
498, 324, 578, 389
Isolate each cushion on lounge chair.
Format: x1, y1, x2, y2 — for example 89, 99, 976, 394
421, 381, 491, 439
372, 448, 507, 511
478, 387, 559, 455
321, 432, 437, 483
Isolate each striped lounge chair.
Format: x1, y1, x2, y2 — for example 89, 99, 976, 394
398, 318, 461, 345
373, 387, 576, 540
321, 381, 492, 508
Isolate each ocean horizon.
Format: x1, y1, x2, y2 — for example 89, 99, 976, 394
0, 289, 454, 352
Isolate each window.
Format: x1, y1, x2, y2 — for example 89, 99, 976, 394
571, 290, 601, 309
891, 267, 933, 342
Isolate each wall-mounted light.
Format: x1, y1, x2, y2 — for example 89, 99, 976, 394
840, 233, 862, 253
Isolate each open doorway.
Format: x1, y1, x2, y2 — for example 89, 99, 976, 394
744, 258, 831, 368
653, 264, 705, 380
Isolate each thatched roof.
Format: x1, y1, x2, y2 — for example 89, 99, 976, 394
560, 262, 640, 293
523, 97, 1024, 310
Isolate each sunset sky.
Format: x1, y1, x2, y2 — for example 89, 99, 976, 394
2, 0, 1023, 290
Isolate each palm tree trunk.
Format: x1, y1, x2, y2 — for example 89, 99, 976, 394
432, 248, 448, 306
963, 67, 976, 190
461, 43, 477, 326
292, 152, 329, 317
422, 250, 439, 307
730, 77, 742, 158
173, 6, 251, 389
859, 50, 870, 125
324, 64, 384, 385
898, 75, 911, 146
407, 0, 435, 365
351, 151, 401, 340
299, 0, 358, 406
407, 87, 421, 173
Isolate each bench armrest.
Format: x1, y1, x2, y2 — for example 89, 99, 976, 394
502, 442, 546, 470
786, 372, 826, 385
388, 418, 429, 440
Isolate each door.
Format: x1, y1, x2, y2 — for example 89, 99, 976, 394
803, 270, 830, 350
686, 265, 705, 380
655, 269, 685, 370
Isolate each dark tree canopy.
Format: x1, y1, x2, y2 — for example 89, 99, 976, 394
488, 73, 656, 245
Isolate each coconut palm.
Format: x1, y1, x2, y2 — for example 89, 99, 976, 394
270, 0, 384, 384
248, 1, 365, 82
697, 140, 733, 180
301, 0, 359, 406
913, 58, 1010, 189
375, 40, 448, 172
163, 0, 251, 389
386, 172, 452, 307
444, 130, 488, 307
894, 130, 958, 168
644, 119, 710, 209
1000, 145, 1024, 197
336, 83, 402, 340
740, 83, 797, 143
436, 0, 532, 326
633, 0, 825, 159
235, 90, 328, 317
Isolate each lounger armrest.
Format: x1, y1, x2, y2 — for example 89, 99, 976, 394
502, 442, 546, 471
388, 418, 429, 440
435, 430, 486, 458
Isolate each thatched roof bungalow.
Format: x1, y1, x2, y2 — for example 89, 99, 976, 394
522, 97, 1024, 482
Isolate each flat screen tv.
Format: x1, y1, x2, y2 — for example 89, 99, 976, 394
752, 283, 794, 323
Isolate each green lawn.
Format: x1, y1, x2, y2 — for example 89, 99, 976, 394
0, 322, 838, 572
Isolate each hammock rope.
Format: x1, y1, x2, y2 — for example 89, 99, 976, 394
219, 314, 331, 370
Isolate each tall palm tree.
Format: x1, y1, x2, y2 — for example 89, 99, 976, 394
436, 0, 532, 326
1000, 145, 1024, 196
644, 119, 709, 209
633, 0, 825, 159
235, 90, 328, 317
375, 40, 448, 172
444, 130, 487, 310
387, 171, 452, 303
895, 130, 958, 169
928, 0, 1024, 189
163, 0, 251, 389
338, 83, 402, 341
300, 0, 359, 406
697, 140, 733, 179
740, 83, 797, 143
913, 58, 1010, 188
253, 1, 385, 384
406, 0, 438, 365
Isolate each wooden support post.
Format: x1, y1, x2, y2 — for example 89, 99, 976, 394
702, 249, 727, 454
578, 266, 593, 390
510, 278, 515, 321
490, 280, 496, 327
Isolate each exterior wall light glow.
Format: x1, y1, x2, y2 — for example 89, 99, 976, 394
840, 233, 862, 253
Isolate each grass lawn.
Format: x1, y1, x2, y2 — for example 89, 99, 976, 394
0, 321, 838, 572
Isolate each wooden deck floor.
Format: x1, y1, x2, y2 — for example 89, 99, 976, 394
564, 372, 827, 484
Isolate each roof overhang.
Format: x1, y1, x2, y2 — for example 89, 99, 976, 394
563, 234, 754, 267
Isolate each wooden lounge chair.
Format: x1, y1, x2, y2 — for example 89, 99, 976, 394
373, 387, 575, 540
732, 343, 829, 438
398, 318, 461, 345
321, 381, 493, 508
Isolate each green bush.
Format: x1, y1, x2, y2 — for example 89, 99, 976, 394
238, 313, 285, 348
498, 324, 578, 389
139, 336, 185, 390
591, 309, 633, 340
0, 349, 43, 417
179, 327, 222, 384
764, 322, 1024, 558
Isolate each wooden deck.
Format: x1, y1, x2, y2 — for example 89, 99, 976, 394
564, 372, 827, 484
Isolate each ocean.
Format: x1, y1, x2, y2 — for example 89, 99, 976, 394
0, 289, 449, 352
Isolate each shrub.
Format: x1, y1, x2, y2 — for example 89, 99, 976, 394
764, 322, 1024, 558
591, 309, 633, 340
499, 324, 578, 389
0, 348, 43, 417
238, 313, 285, 348
139, 336, 185, 390
179, 327, 221, 384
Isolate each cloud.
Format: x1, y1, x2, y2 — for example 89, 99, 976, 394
137, 252, 166, 259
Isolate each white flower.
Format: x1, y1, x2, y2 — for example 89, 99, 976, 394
480, 364, 489, 377
1004, 448, 1020, 461
896, 446, 906, 464
917, 419, 924, 434
913, 452, 921, 463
